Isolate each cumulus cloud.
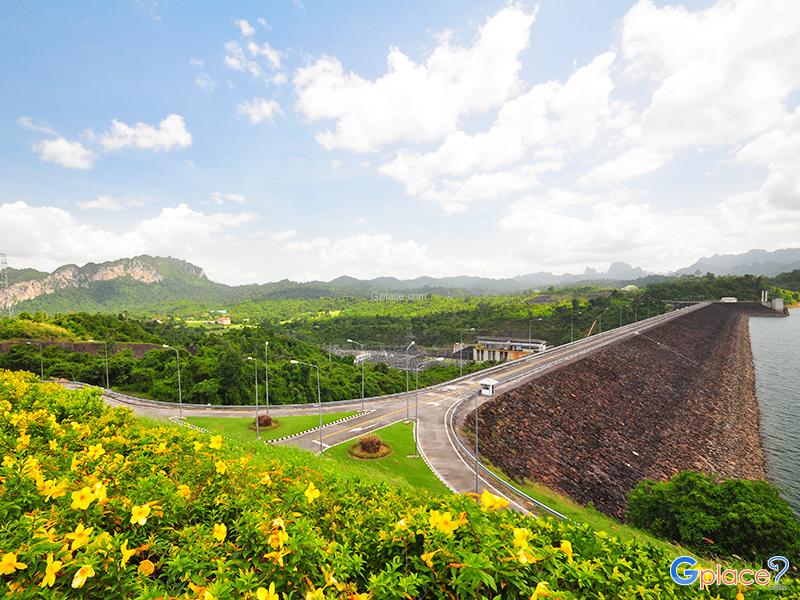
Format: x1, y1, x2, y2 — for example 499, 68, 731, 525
587, 0, 800, 183
99, 114, 192, 152
235, 19, 255, 37
33, 137, 95, 169
0, 201, 255, 274
237, 98, 282, 124
294, 4, 536, 152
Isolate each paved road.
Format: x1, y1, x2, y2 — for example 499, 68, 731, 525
66, 303, 708, 513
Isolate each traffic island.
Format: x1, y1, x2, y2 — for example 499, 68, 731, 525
348, 435, 392, 459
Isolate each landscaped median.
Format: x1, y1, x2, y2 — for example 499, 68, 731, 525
1, 369, 793, 598
184, 412, 358, 443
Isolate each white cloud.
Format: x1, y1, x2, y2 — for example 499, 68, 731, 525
294, 4, 536, 152
0, 201, 256, 278
33, 137, 95, 169
247, 41, 281, 69
587, 0, 800, 183
17, 116, 57, 136
235, 19, 255, 38
257, 17, 270, 30
270, 229, 297, 241
78, 195, 123, 211
99, 114, 192, 152
194, 72, 216, 93
224, 41, 263, 78
237, 98, 282, 124
189, 58, 205, 68
210, 192, 247, 205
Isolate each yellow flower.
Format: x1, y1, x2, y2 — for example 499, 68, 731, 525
736, 593, 744, 600
71, 564, 95, 589
85, 443, 105, 460
120, 540, 136, 568
130, 504, 151, 526
193, 441, 204, 452
40, 553, 62, 588
394, 518, 407, 530
213, 523, 227, 542
71, 486, 96, 510
256, 583, 279, 600
428, 510, 461, 535
49, 439, 59, 451
203, 592, 216, 600
513, 527, 530, 549
304, 482, 320, 504
209, 435, 223, 450
138, 559, 155, 576
177, 484, 191, 499
154, 441, 168, 454
259, 473, 272, 486
38, 478, 68, 501
92, 481, 107, 502
17, 432, 31, 448
215, 460, 227, 474
530, 581, 554, 600
517, 548, 540, 564
305, 588, 324, 600
66, 522, 93, 550
0, 552, 27, 575
421, 550, 438, 569
479, 489, 509, 511
264, 549, 289, 567
269, 527, 288, 549
559, 540, 574, 564
1, 455, 14, 468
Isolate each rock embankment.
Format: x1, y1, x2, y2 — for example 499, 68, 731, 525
468, 304, 767, 519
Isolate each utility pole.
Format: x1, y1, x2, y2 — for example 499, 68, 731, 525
0, 254, 10, 318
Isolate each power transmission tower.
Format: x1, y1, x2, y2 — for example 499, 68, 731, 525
0, 254, 10, 318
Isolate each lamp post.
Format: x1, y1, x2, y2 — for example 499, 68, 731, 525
264, 341, 270, 416
529, 317, 542, 349
404, 341, 415, 421
88, 339, 110, 389
414, 357, 443, 455
290, 359, 323, 454
246, 357, 260, 439
347, 338, 366, 411
459, 328, 475, 377
474, 391, 480, 494
162, 345, 182, 419
570, 311, 582, 342
26, 341, 43, 381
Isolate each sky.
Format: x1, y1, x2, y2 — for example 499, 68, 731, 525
1, 0, 799, 285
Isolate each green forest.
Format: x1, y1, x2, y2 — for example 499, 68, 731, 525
1, 272, 797, 406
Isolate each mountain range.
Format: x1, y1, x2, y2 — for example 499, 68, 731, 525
1, 248, 798, 315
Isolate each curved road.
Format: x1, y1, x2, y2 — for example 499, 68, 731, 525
72, 303, 707, 514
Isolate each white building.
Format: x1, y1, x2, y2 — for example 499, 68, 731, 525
472, 337, 547, 362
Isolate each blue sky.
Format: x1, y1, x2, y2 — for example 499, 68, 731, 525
1, 0, 799, 284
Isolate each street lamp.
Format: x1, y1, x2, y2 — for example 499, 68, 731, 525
459, 328, 475, 377
88, 339, 110, 389
26, 341, 43, 381
246, 357, 260, 439
474, 391, 480, 494
347, 338, 366, 411
162, 345, 183, 419
528, 317, 542, 347
404, 341, 415, 421
414, 357, 443, 455
570, 311, 582, 343
264, 341, 270, 416
290, 359, 323, 454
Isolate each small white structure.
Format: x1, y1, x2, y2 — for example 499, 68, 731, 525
720, 297, 738, 303
479, 377, 499, 396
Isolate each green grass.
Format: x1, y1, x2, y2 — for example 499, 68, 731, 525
185, 411, 356, 443
484, 463, 686, 556
324, 421, 450, 496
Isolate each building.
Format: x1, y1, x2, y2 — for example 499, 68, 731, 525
473, 337, 547, 362
215, 316, 231, 325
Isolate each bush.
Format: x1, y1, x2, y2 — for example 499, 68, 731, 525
256, 414, 274, 427
358, 435, 382, 454
627, 470, 800, 563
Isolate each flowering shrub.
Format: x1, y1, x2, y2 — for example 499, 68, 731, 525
358, 436, 383, 455
0, 369, 794, 598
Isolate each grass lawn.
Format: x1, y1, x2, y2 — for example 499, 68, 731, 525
324, 421, 450, 496
483, 463, 686, 557
185, 411, 356, 443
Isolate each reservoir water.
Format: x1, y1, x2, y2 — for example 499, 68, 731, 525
749, 309, 800, 513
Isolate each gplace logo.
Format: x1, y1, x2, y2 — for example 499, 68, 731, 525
670, 555, 790, 590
